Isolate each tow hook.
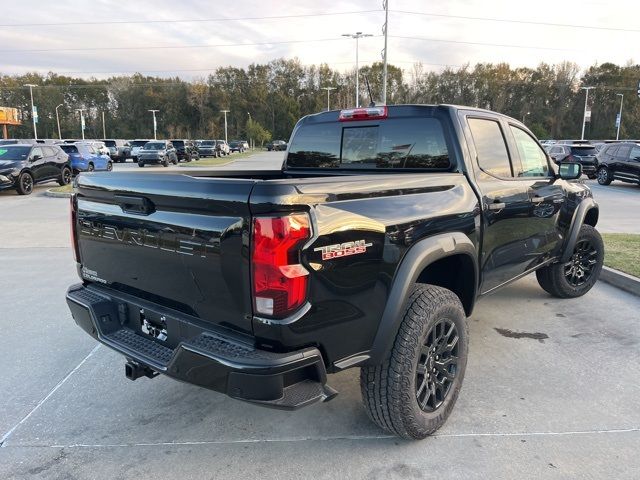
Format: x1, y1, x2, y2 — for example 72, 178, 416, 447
125, 361, 158, 381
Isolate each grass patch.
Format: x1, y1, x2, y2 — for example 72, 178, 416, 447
49, 184, 74, 193
602, 233, 640, 278
180, 151, 255, 167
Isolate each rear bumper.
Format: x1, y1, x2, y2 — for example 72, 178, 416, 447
66, 284, 335, 409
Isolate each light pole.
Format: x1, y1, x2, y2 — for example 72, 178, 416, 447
24, 84, 38, 139
580, 86, 595, 141
247, 112, 252, 149
342, 32, 372, 107
522, 111, 530, 123
102, 111, 106, 139
616, 93, 624, 141
55, 104, 63, 139
148, 110, 159, 140
321, 87, 336, 111
382, 0, 389, 104
220, 110, 230, 143
76, 109, 86, 140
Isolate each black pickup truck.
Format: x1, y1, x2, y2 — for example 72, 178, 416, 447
66, 105, 603, 440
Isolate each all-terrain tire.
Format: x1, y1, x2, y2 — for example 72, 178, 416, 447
360, 284, 468, 440
536, 225, 604, 298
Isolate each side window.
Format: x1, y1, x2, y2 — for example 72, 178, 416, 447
509, 126, 549, 177
630, 146, 640, 161
467, 118, 512, 177
617, 145, 631, 158
606, 145, 618, 156
31, 147, 43, 159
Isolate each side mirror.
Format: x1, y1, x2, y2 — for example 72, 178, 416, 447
30, 154, 43, 162
558, 162, 582, 180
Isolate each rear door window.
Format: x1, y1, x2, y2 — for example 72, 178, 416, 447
287, 117, 452, 170
467, 118, 513, 177
630, 146, 640, 161
617, 145, 631, 158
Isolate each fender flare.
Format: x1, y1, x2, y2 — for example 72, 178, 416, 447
367, 232, 478, 365
560, 198, 599, 262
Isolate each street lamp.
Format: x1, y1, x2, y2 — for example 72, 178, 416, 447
321, 86, 336, 111
23, 84, 38, 139
220, 110, 230, 143
76, 108, 86, 140
148, 110, 159, 140
55, 104, 63, 140
342, 32, 373, 108
580, 86, 595, 141
616, 93, 624, 141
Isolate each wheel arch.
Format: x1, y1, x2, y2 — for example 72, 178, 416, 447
367, 232, 478, 365
560, 198, 599, 262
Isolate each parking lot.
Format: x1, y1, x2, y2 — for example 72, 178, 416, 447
1, 152, 639, 479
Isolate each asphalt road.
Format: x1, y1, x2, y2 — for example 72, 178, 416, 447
0, 152, 639, 479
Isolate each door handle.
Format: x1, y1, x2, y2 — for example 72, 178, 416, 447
488, 202, 506, 210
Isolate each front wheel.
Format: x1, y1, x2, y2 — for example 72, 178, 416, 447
87, 163, 95, 172
360, 284, 468, 440
16, 172, 34, 195
58, 166, 72, 186
597, 166, 612, 185
536, 225, 604, 298
106, 161, 113, 172
138, 162, 145, 168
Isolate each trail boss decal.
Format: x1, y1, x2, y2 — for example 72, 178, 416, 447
314, 240, 373, 260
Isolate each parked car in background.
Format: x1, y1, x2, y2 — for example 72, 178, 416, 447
197, 140, 217, 157
228, 140, 245, 153
90, 141, 110, 157
266, 140, 287, 151
215, 140, 230, 156
596, 142, 640, 186
102, 139, 131, 163
137, 140, 178, 167
170, 139, 200, 162
547, 143, 598, 179
130, 139, 151, 161
239, 140, 249, 150
0, 143, 71, 195
59, 142, 113, 174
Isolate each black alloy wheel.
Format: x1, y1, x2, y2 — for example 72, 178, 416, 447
563, 239, 598, 287
18, 172, 34, 195
415, 318, 460, 412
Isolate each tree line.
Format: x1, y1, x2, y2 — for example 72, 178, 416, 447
1, 59, 638, 142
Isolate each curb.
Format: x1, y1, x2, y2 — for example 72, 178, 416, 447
44, 188, 73, 198
600, 266, 640, 297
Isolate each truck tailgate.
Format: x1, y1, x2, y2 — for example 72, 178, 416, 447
74, 172, 255, 334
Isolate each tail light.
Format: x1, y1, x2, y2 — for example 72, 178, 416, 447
70, 194, 80, 262
339, 106, 388, 122
251, 213, 311, 318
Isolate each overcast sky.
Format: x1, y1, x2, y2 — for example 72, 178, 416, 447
0, 0, 637, 78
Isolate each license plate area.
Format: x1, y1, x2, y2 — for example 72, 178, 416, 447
139, 308, 170, 343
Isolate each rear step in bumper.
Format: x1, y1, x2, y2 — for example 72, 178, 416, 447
66, 284, 336, 410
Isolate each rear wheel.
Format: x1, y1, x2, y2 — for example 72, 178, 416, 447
597, 166, 612, 185
16, 172, 34, 195
138, 162, 144, 168
162, 158, 169, 167
87, 163, 95, 172
587, 174, 597, 180
58, 166, 72, 186
536, 225, 603, 298
360, 284, 468, 439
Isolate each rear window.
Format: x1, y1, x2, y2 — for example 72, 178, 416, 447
60, 145, 79, 154
569, 146, 596, 155
172, 140, 184, 147
287, 118, 452, 170
103, 140, 116, 147
131, 140, 148, 147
